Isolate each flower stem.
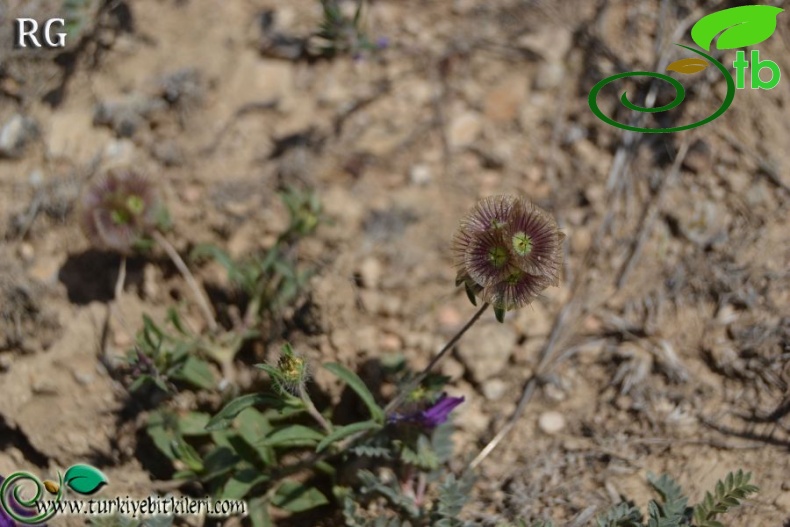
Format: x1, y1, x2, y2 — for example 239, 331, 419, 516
384, 302, 489, 415
114, 256, 127, 301
299, 384, 333, 434
267, 303, 490, 485
152, 230, 219, 333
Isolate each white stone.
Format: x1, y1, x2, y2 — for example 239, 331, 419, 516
538, 411, 566, 435
481, 379, 507, 401
409, 164, 432, 186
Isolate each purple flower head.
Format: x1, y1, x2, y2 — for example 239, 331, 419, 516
452, 195, 564, 313
389, 393, 465, 428
79, 169, 161, 254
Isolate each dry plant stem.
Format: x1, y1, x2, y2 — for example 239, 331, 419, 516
115, 256, 127, 301
384, 302, 489, 415
110, 256, 134, 339
270, 302, 491, 482
152, 230, 218, 333
616, 138, 690, 289
299, 384, 333, 434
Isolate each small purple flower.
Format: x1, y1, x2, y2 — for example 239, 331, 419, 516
419, 393, 464, 427
389, 393, 465, 428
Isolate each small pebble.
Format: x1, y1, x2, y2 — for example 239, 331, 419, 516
481, 379, 507, 401
0, 113, 38, 157
359, 257, 382, 289
378, 333, 402, 351
543, 383, 567, 402
113, 329, 133, 348
72, 370, 95, 385
18, 243, 35, 262
409, 164, 432, 186
31, 379, 59, 395
538, 411, 566, 435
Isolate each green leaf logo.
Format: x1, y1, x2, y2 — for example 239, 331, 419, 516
691, 6, 783, 51
63, 465, 108, 495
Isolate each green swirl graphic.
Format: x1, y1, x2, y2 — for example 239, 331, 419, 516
0, 471, 63, 524
588, 44, 735, 133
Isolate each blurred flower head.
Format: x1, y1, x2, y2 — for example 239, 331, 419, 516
453, 195, 564, 314
272, 343, 310, 396
80, 169, 161, 253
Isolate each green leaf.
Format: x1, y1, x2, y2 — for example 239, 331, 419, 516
206, 393, 283, 431
128, 374, 152, 393
172, 437, 204, 472
191, 244, 244, 285
272, 481, 329, 513
260, 425, 325, 448
494, 306, 506, 323
316, 420, 382, 452
248, 496, 274, 527
400, 434, 439, 470
63, 464, 108, 495
256, 363, 284, 381
464, 280, 477, 306
691, 5, 783, 51
172, 469, 198, 480
236, 408, 275, 466
178, 412, 211, 436
221, 466, 269, 500
199, 445, 238, 482
323, 362, 385, 424
166, 308, 191, 336
171, 356, 215, 390
141, 315, 164, 350
146, 412, 177, 460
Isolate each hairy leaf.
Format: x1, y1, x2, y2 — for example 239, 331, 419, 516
316, 420, 382, 452
206, 393, 282, 431
272, 481, 329, 513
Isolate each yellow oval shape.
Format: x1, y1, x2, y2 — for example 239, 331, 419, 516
667, 58, 709, 74
43, 480, 60, 494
